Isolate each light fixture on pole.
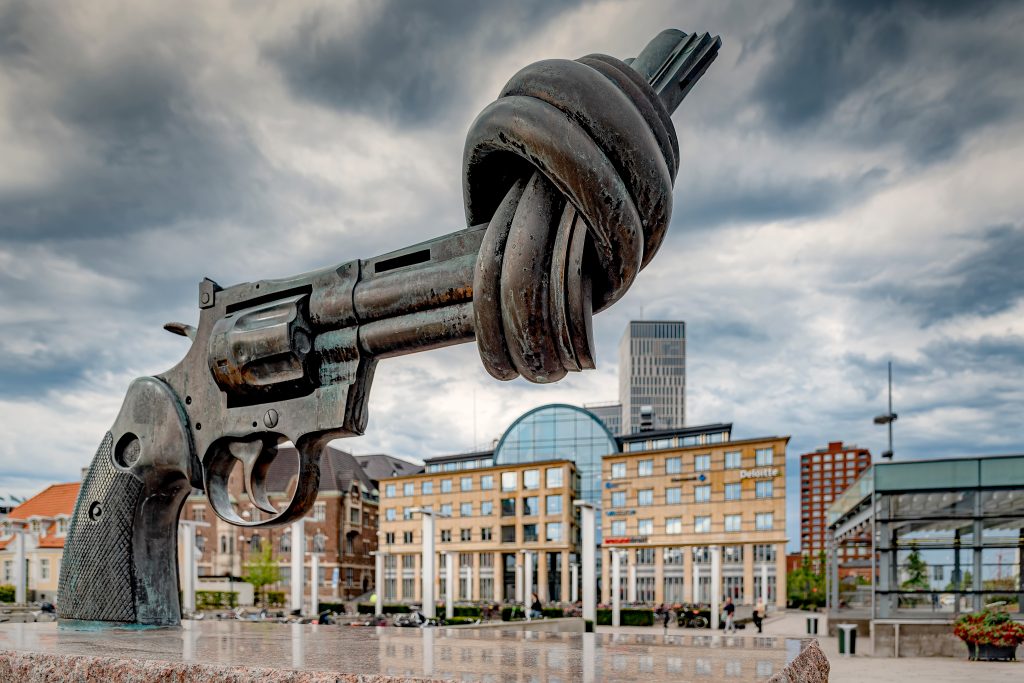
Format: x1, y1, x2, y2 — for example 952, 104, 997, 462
873, 361, 898, 460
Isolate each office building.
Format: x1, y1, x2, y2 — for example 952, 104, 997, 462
601, 434, 788, 608
619, 321, 686, 433
585, 401, 623, 436
378, 460, 580, 603
375, 401, 783, 609
800, 441, 871, 569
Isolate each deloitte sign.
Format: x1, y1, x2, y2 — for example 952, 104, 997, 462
739, 467, 779, 480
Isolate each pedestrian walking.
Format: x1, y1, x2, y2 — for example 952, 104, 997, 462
753, 598, 766, 633
723, 596, 736, 633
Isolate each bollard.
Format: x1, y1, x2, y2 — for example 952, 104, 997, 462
806, 615, 819, 635
838, 623, 857, 656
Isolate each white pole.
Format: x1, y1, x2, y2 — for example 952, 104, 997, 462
761, 563, 769, 607
467, 563, 474, 602
523, 550, 533, 620
13, 527, 25, 605
693, 564, 700, 606
310, 553, 320, 618
515, 563, 523, 603
575, 502, 597, 624
571, 564, 579, 603
444, 552, 454, 621
290, 519, 304, 613
627, 558, 637, 604
373, 552, 385, 617
180, 523, 196, 615
421, 512, 435, 619
612, 550, 622, 627
710, 545, 721, 631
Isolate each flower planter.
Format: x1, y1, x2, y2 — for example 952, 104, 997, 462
976, 644, 1017, 662
955, 609, 1024, 660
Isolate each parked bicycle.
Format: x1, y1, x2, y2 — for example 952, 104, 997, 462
677, 605, 709, 629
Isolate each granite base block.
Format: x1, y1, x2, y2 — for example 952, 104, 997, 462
1, 620, 819, 682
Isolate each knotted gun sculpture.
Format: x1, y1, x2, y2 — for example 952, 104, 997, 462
58, 28, 719, 625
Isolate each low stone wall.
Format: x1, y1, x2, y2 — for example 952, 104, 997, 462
873, 622, 964, 658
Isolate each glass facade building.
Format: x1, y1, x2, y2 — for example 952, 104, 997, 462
493, 404, 619, 526
828, 454, 1024, 619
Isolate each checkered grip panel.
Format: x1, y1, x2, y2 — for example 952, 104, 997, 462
58, 432, 143, 622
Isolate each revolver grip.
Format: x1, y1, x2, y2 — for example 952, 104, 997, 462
58, 432, 144, 622
58, 377, 194, 626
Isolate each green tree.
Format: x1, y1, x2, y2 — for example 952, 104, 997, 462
787, 553, 826, 608
901, 545, 929, 590
243, 546, 281, 606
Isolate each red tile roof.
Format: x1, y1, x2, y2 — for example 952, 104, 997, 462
0, 538, 10, 550
37, 533, 65, 549
7, 483, 80, 520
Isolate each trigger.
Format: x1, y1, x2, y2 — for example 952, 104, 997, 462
226, 440, 278, 515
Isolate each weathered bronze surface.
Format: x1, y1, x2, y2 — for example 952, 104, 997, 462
58, 28, 720, 626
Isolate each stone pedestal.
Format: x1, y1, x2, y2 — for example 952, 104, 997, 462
0, 621, 824, 682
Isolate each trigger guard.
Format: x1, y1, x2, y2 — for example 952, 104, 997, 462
204, 436, 321, 529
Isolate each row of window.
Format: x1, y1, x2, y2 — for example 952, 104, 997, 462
425, 457, 495, 473
385, 467, 565, 498
608, 512, 775, 537
609, 448, 774, 478
385, 523, 567, 544
801, 451, 865, 463
384, 494, 567, 522
608, 481, 775, 508
1, 557, 52, 582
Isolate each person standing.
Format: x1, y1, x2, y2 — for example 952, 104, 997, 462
723, 596, 736, 633
753, 598, 766, 633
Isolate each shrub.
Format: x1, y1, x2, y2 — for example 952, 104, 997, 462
542, 607, 565, 618
502, 605, 525, 621
596, 608, 654, 626
0, 584, 15, 603
443, 616, 479, 625
318, 601, 347, 614
356, 603, 412, 614
453, 606, 482, 618
196, 591, 238, 610
264, 591, 286, 607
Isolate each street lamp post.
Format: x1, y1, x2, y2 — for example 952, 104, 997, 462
873, 361, 898, 459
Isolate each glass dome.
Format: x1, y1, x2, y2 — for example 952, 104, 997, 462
493, 404, 619, 513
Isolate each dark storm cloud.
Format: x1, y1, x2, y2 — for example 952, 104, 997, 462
867, 223, 1024, 325
675, 165, 888, 230
264, 0, 580, 125
0, 4, 271, 241
751, 0, 1022, 163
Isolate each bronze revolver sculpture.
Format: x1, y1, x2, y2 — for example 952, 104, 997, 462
58, 28, 719, 625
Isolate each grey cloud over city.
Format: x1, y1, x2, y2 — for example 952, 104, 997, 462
1, 0, 1022, 549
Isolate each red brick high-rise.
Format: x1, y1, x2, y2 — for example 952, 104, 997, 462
799, 441, 871, 569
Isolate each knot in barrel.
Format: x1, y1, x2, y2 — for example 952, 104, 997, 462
464, 54, 679, 383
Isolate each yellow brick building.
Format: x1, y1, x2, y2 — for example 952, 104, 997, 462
601, 436, 788, 607
378, 459, 579, 603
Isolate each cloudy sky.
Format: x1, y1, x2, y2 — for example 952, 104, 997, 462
1, 0, 1022, 550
